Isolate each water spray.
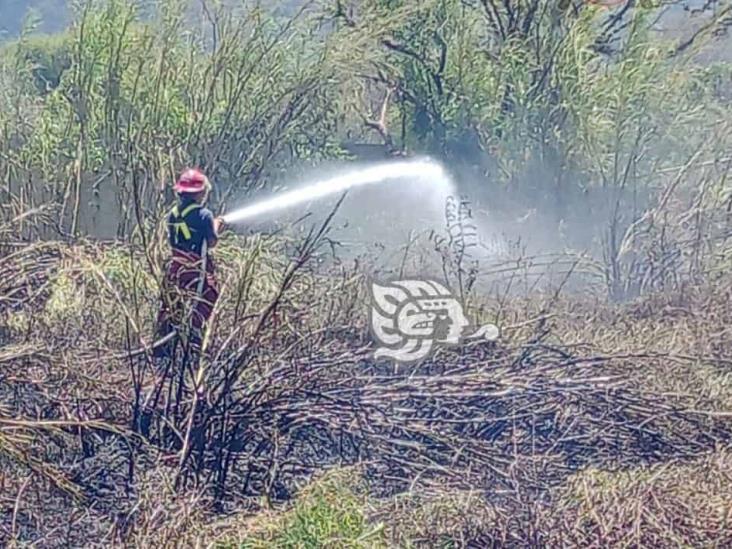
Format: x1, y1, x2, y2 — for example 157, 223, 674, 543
221, 158, 453, 224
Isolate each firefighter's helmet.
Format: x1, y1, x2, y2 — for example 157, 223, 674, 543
174, 168, 210, 194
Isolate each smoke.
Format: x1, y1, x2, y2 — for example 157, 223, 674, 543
219, 156, 598, 293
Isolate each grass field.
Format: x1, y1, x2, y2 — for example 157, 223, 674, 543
1, 233, 731, 547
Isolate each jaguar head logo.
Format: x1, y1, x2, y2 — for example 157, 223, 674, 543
370, 279, 497, 363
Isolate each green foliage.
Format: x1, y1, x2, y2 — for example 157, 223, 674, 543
4, 1, 727, 204
12, 32, 72, 94
221, 470, 385, 549
45, 270, 84, 320
97, 245, 156, 294
1, 0, 407, 236
1, 0, 731, 301
375, 1, 724, 187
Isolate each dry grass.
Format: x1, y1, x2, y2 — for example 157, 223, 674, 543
1, 233, 731, 547
545, 450, 732, 547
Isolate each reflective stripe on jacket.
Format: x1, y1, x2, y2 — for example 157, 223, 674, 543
170, 202, 202, 244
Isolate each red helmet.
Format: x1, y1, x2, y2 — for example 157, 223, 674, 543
174, 168, 210, 194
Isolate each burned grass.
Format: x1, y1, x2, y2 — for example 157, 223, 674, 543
0, 238, 731, 547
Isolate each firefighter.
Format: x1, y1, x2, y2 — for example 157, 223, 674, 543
155, 168, 225, 353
